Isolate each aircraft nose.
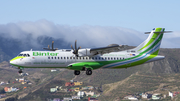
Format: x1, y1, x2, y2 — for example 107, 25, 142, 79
10, 60, 15, 65
10, 59, 18, 66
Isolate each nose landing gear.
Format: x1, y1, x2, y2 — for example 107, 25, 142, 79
18, 69, 23, 73
18, 67, 24, 74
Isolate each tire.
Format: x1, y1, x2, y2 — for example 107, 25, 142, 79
86, 68, 92, 75
18, 70, 23, 73
74, 70, 80, 75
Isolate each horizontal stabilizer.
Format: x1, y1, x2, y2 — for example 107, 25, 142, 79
145, 31, 172, 34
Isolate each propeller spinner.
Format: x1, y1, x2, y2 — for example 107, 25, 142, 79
71, 40, 81, 57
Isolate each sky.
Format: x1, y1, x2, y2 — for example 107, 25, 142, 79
0, 0, 180, 48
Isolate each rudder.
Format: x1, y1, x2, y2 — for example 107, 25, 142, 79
133, 28, 165, 55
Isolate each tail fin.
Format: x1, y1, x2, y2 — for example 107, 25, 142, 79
133, 28, 166, 55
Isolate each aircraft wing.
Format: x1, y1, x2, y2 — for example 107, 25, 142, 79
90, 44, 126, 55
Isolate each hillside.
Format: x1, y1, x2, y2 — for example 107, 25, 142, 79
100, 72, 180, 101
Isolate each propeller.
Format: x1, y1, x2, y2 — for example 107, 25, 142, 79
71, 40, 81, 57
43, 41, 58, 51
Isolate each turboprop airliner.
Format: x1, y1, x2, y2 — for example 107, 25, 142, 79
10, 28, 171, 75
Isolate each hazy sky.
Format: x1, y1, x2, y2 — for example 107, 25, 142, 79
0, 1, 180, 48
0, 0, 179, 31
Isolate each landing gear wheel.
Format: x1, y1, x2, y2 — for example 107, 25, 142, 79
74, 70, 80, 75
86, 68, 92, 75
18, 69, 23, 73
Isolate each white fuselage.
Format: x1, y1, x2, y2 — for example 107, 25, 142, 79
11, 49, 137, 68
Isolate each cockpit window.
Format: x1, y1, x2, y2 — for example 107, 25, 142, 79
18, 54, 23, 56
18, 54, 30, 57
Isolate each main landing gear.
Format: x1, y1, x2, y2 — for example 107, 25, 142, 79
74, 68, 92, 75
86, 68, 92, 75
74, 70, 80, 75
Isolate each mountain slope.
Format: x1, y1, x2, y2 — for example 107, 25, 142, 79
100, 72, 180, 101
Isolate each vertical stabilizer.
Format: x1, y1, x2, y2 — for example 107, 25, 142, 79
133, 28, 165, 55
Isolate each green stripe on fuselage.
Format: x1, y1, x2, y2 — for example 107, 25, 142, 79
113, 50, 159, 69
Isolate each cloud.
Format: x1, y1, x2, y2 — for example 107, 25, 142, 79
0, 19, 179, 48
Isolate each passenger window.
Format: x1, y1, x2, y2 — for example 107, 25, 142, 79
61, 57, 63, 59
52, 57, 53, 59
67, 57, 69, 59
111, 57, 113, 60
99, 57, 101, 60
105, 57, 107, 60
123, 58, 124, 60
58, 57, 59, 59
108, 58, 110, 60
70, 57, 72, 59
55, 57, 56, 59
64, 57, 66, 59
48, 57, 50, 59
114, 58, 116, 60
86, 57, 88, 60
95, 57, 97, 60
117, 57, 119, 60
73, 57, 75, 59
92, 57, 94, 59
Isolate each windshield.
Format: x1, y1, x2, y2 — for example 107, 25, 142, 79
18, 54, 23, 56
18, 53, 30, 57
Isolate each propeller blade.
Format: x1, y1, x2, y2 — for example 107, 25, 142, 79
71, 45, 74, 50
52, 41, 54, 50
71, 40, 81, 57
48, 45, 50, 49
75, 40, 77, 51
78, 46, 81, 50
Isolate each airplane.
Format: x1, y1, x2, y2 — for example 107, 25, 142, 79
10, 28, 172, 75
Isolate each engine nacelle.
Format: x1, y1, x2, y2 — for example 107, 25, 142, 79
78, 49, 95, 57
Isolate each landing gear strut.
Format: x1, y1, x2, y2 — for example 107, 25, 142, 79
74, 70, 80, 75
18, 69, 23, 73
86, 68, 92, 75
18, 67, 23, 74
